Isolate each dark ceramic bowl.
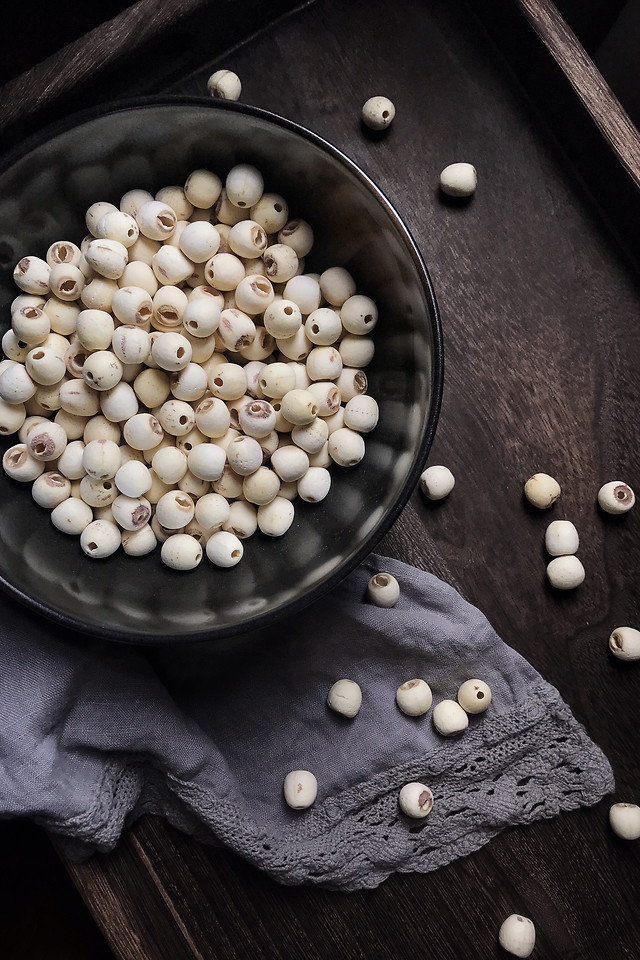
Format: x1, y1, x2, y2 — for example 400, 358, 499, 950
0, 97, 443, 643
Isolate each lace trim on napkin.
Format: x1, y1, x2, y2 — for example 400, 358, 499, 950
56, 682, 613, 890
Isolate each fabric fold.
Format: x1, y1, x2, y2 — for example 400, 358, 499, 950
0, 554, 614, 890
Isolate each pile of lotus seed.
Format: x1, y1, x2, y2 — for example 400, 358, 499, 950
0, 163, 381, 570
284, 570, 492, 815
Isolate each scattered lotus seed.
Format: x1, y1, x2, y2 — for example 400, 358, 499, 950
432, 699, 469, 736
597, 480, 635, 515
367, 572, 400, 608
524, 472, 561, 509
419, 464, 455, 500
546, 554, 585, 590
396, 679, 433, 716
439, 162, 477, 198
544, 519, 579, 557
398, 782, 434, 819
361, 96, 396, 131
457, 679, 492, 714
609, 802, 640, 840
327, 678, 362, 718
283, 770, 317, 810
608, 626, 640, 662
498, 915, 536, 958
207, 69, 242, 101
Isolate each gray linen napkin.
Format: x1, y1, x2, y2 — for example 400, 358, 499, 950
0, 553, 613, 890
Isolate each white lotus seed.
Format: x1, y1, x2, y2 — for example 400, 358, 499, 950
524, 472, 561, 508
367, 572, 400, 608
398, 783, 434, 819
339, 334, 375, 369
76, 309, 115, 351
226, 164, 263, 209
28, 421, 68, 461
419, 464, 455, 500
278, 220, 314, 259
136, 200, 177, 241
184, 169, 223, 208
12, 305, 50, 345
86, 201, 119, 236
155, 490, 195, 529
609, 802, 640, 840
121, 524, 157, 557
51, 496, 93, 534
297, 466, 331, 503
80, 519, 121, 558
207, 70, 242, 101
100, 382, 139, 424
82, 350, 123, 391
396, 679, 432, 716
2, 443, 45, 481
85, 239, 128, 279
82, 438, 121, 479
206, 529, 244, 567
151, 332, 192, 372
498, 915, 536, 958
79, 475, 118, 507
598, 480, 635, 514
0, 397, 27, 436
48, 263, 85, 302
344, 394, 379, 433
361, 96, 395, 130
114, 460, 152, 498
160, 533, 203, 570
271, 445, 309, 483
282, 275, 321, 315
432, 699, 469, 736
111, 325, 150, 365
250, 193, 288, 233
0, 363, 36, 404
234, 274, 274, 315
96, 210, 139, 247
263, 243, 299, 283
291, 418, 328, 455
546, 555, 585, 589
608, 626, 640, 662
111, 494, 152, 530
545, 519, 579, 557
457, 679, 492, 714
257, 496, 295, 536
13, 256, 50, 295
31, 471, 71, 509
328, 427, 365, 467
179, 221, 221, 263
53, 440, 84, 480
59, 379, 101, 417
440, 162, 478, 198
327, 679, 362, 718
123, 413, 164, 451
283, 770, 317, 810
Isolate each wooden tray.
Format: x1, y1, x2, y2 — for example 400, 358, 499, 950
2, 0, 640, 957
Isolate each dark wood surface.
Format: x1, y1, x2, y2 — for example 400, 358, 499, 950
1, 0, 640, 958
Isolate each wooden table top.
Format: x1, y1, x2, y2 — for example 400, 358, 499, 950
2, 0, 639, 957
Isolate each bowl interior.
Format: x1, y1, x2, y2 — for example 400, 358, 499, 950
0, 99, 442, 642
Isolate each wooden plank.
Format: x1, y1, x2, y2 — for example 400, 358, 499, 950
475, 0, 640, 258
517, 0, 640, 186
0, 0, 306, 153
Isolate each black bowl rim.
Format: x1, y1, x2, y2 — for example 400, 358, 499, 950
0, 94, 444, 644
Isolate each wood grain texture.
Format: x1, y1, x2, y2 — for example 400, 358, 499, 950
517, 0, 640, 185
3, 0, 640, 957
